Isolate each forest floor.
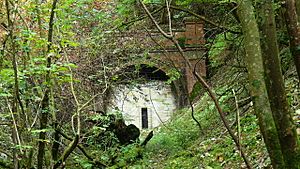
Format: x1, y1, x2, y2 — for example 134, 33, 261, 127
125, 96, 270, 169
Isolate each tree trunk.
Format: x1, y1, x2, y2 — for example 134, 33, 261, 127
257, 1, 300, 168
236, 0, 286, 168
285, 0, 300, 80
37, 96, 48, 169
51, 122, 60, 162
296, 0, 300, 22
37, 0, 58, 168
5, 0, 20, 168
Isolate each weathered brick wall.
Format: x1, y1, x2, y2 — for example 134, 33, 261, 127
148, 19, 206, 93
184, 20, 205, 46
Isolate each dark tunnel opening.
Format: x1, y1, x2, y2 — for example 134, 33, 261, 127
121, 64, 169, 81
138, 64, 169, 81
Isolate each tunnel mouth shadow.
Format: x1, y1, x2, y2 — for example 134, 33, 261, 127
118, 64, 170, 83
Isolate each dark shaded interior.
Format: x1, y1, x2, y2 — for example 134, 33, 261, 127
138, 64, 169, 81
121, 64, 169, 81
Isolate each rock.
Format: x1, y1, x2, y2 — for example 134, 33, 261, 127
112, 120, 140, 145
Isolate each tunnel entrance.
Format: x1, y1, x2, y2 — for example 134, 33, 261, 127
108, 64, 176, 129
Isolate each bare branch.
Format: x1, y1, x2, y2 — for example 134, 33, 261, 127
56, 129, 107, 168
139, 0, 172, 39
165, 0, 173, 35
53, 134, 79, 169
168, 5, 240, 34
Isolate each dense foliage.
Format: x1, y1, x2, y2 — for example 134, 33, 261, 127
0, 0, 299, 168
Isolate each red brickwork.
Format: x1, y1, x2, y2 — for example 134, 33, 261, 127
185, 21, 205, 46
149, 19, 206, 93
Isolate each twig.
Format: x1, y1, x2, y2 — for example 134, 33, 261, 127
232, 89, 241, 155
8, 0, 29, 30
143, 27, 178, 70
165, 0, 173, 35
166, 5, 240, 34
0, 122, 11, 126
5, 0, 29, 127
30, 92, 45, 129
189, 101, 204, 135
56, 129, 107, 168
117, 6, 164, 29
53, 134, 79, 169
64, 54, 79, 134
6, 97, 22, 154
148, 87, 168, 128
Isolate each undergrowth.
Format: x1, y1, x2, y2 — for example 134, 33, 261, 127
117, 93, 270, 169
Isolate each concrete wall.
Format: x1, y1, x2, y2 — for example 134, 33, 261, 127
108, 81, 176, 129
